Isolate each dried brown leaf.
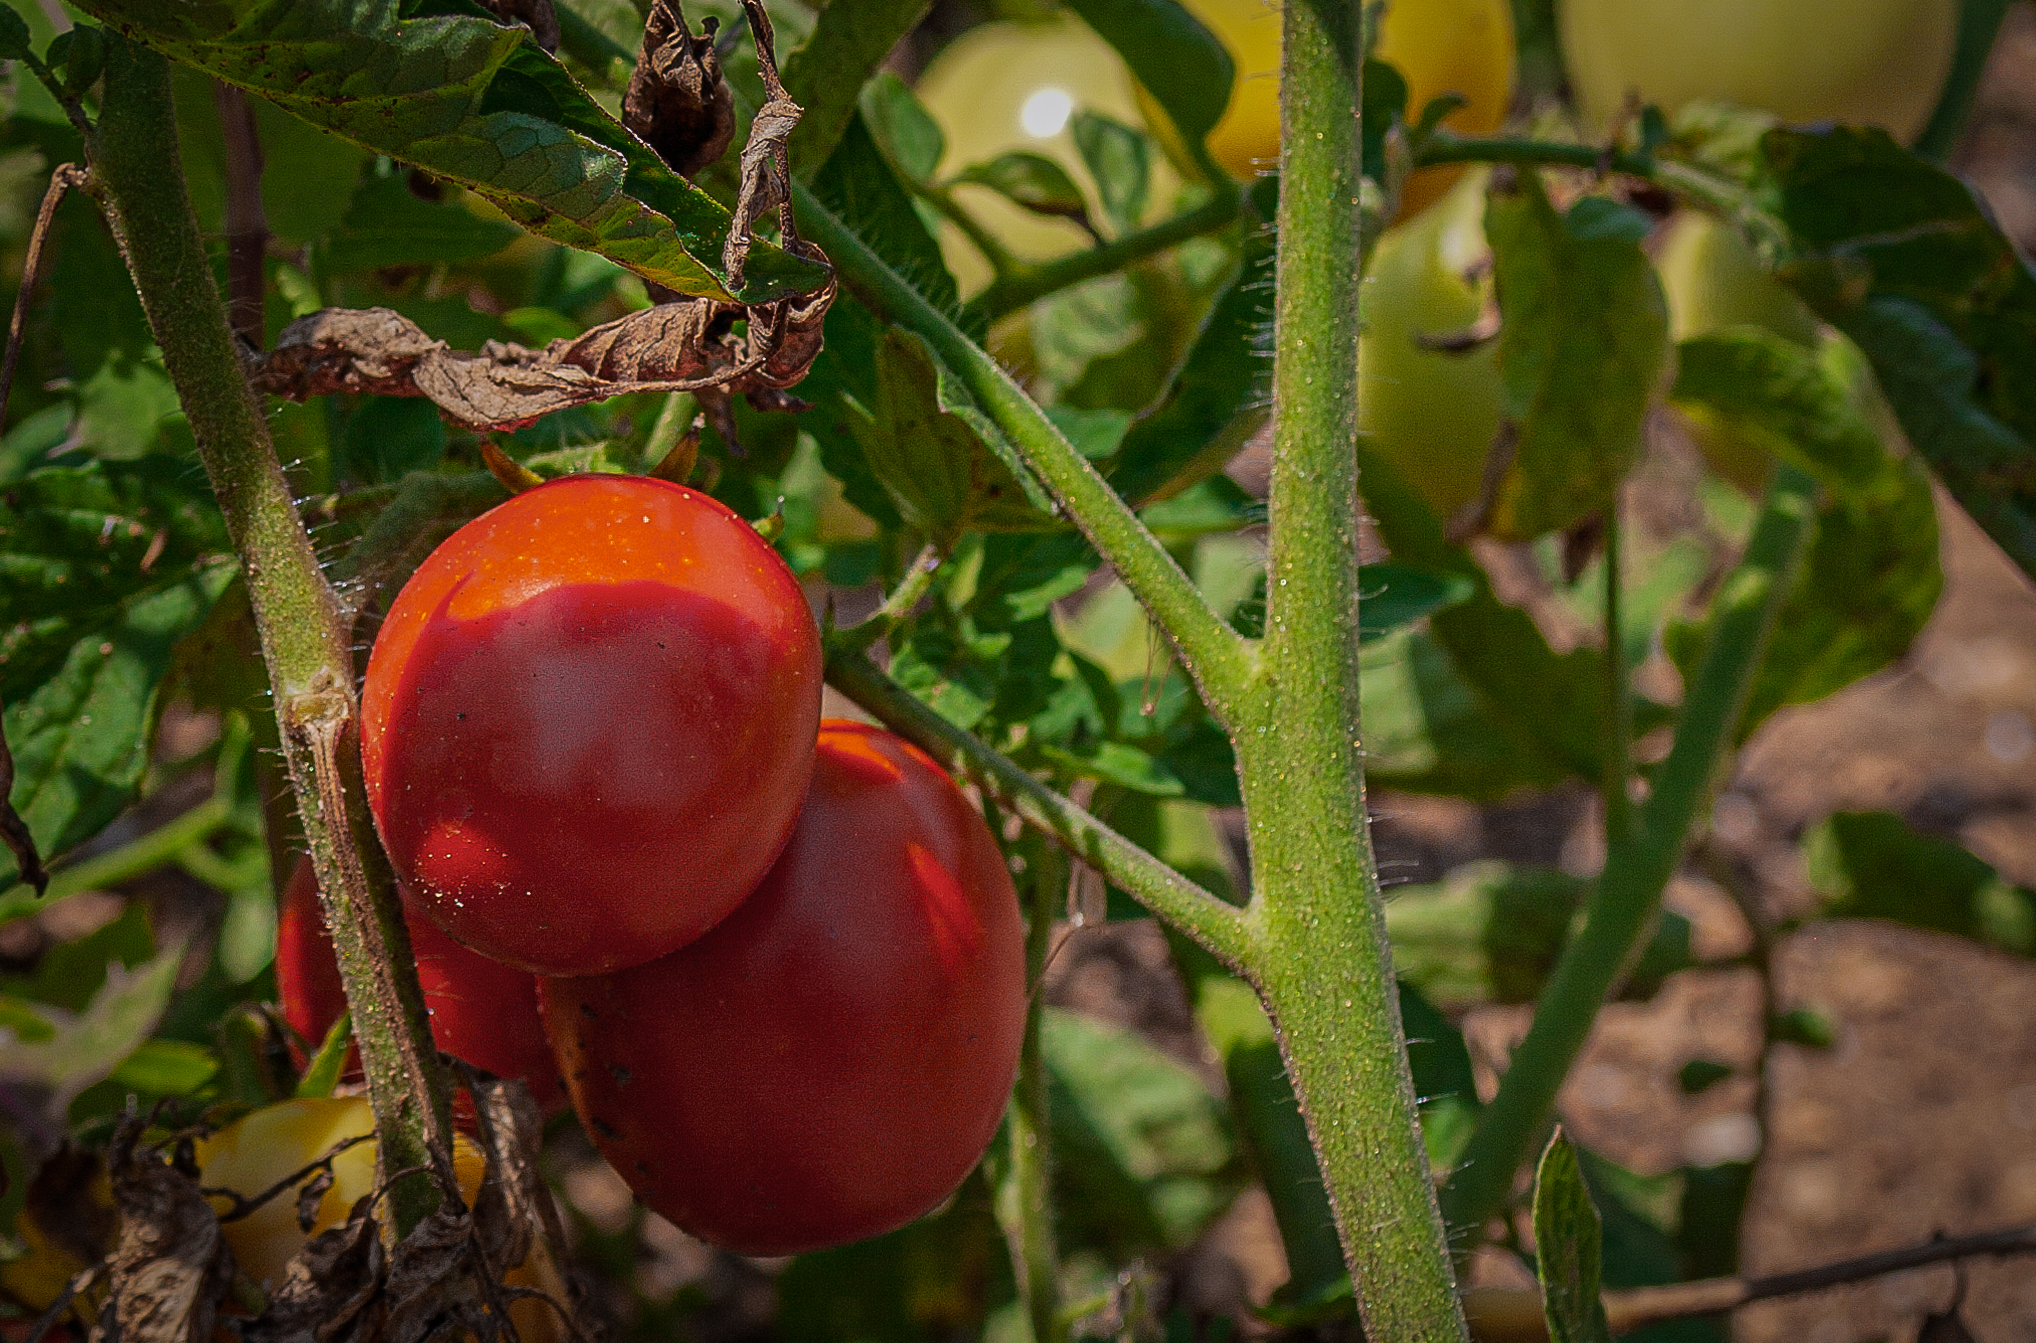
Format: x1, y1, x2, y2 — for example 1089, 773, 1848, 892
94, 1117, 234, 1343
241, 1200, 384, 1343
624, 0, 734, 179
723, 0, 803, 294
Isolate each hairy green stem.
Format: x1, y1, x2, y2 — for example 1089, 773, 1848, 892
796, 184, 1255, 726
1417, 131, 1751, 217
1601, 511, 1632, 850
1229, 0, 1463, 1335
824, 649, 1250, 965
1438, 462, 1819, 1239
1914, 0, 2013, 162
963, 185, 1244, 325
90, 37, 452, 1235
995, 844, 1065, 1343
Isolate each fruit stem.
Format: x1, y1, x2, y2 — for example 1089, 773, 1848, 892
1437, 461, 1819, 1243
824, 648, 1253, 967
1223, 0, 1466, 1334
88, 34, 455, 1237
795, 183, 1257, 731
994, 841, 1065, 1343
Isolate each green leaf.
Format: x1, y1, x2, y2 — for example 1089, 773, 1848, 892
1484, 175, 1670, 540
1, 571, 236, 888
317, 172, 522, 273
1064, 0, 1232, 154
0, 934, 185, 1114
0, 993, 52, 1042
1044, 1007, 1243, 1255
1106, 198, 1273, 505
296, 1009, 354, 1099
1533, 1129, 1614, 1343
337, 395, 449, 485
841, 327, 1056, 536
1071, 110, 1151, 234
782, 0, 934, 179
1753, 126, 2036, 585
1358, 441, 1646, 786
953, 152, 1092, 228
1806, 810, 2036, 955
47, 194, 180, 460
1665, 448, 1941, 742
107, 1037, 218, 1096
857, 72, 945, 186
1677, 1059, 1733, 1095
1357, 629, 1573, 798
76, 0, 827, 303
1669, 331, 1883, 495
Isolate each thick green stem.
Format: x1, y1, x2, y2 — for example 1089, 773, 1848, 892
795, 185, 1255, 728
824, 649, 1251, 965
1914, 0, 2013, 162
995, 844, 1065, 1343
90, 37, 452, 1234
962, 185, 1243, 325
1437, 462, 1819, 1239
1230, 0, 1463, 1336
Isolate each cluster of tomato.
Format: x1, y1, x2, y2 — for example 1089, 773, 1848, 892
920, 0, 1956, 514
281, 474, 1027, 1259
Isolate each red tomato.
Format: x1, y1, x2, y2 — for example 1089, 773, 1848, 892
361, 474, 823, 976
276, 857, 567, 1114
539, 721, 1028, 1255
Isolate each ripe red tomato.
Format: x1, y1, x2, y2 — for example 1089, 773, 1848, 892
361, 474, 823, 976
277, 856, 566, 1114
540, 721, 1028, 1255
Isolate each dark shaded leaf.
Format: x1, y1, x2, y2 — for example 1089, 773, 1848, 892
857, 71, 945, 185
1751, 126, 2036, 584
811, 106, 960, 324
783, 0, 934, 179
317, 173, 522, 273
75, 0, 827, 303
1064, 0, 1231, 153
1806, 810, 2036, 954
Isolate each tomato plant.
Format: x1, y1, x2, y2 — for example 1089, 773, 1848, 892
361, 473, 823, 977
540, 721, 1027, 1256
2, 0, 2032, 1339
275, 857, 565, 1113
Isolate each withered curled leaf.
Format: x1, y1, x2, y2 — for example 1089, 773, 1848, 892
625, 0, 736, 180
242, 1201, 383, 1343
97, 1115, 234, 1343
723, 0, 808, 295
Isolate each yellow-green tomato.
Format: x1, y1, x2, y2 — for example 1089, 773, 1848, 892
1559, 0, 1958, 144
916, 18, 1149, 288
1358, 169, 1504, 522
1171, 0, 1513, 214
1655, 211, 1819, 348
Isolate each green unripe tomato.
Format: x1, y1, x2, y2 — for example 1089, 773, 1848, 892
1655, 211, 1819, 348
1359, 170, 1504, 523
1559, 0, 1958, 145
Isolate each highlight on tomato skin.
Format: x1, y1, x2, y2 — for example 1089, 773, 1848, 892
539, 720, 1029, 1257
360, 472, 824, 978
275, 856, 567, 1115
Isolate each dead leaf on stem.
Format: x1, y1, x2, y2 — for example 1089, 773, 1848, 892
625, 0, 735, 180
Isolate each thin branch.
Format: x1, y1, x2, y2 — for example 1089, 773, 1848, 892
831, 542, 941, 657
994, 840, 1066, 1343
1439, 463, 1820, 1242
1465, 1220, 2036, 1339
1914, 0, 2013, 162
0, 163, 90, 434
795, 182, 1256, 729
1600, 509, 1632, 850
1415, 131, 1753, 218
823, 647, 1252, 967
